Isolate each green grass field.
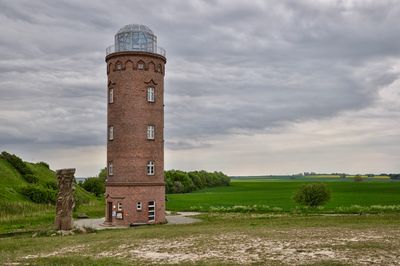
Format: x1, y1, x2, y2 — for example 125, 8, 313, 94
167, 179, 400, 212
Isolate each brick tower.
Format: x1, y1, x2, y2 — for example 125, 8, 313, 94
104, 24, 166, 226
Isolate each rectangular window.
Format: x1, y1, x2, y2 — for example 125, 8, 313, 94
109, 88, 114, 104
147, 125, 154, 140
148, 201, 155, 222
108, 161, 113, 176
138, 63, 144, 70
147, 87, 155, 102
117, 202, 122, 211
116, 64, 122, 70
136, 202, 142, 211
147, 161, 155, 175
109, 126, 114, 140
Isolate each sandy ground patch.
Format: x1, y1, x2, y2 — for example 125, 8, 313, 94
17, 226, 400, 265
94, 229, 400, 265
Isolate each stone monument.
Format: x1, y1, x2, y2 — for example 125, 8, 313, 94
55, 168, 76, 230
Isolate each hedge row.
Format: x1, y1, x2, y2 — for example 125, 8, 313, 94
165, 170, 230, 194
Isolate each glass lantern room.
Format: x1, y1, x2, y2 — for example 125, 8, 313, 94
106, 24, 165, 57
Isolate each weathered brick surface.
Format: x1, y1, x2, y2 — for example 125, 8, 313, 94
105, 51, 166, 225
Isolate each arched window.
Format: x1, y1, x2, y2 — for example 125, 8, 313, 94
137, 60, 145, 70
147, 87, 154, 102
147, 161, 155, 175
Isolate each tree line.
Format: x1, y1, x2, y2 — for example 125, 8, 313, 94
80, 168, 230, 196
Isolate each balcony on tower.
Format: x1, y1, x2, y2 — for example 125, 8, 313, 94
106, 24, 166, 57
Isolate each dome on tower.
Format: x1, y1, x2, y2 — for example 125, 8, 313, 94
117, 24, 154, 35
106, 24, 165, 57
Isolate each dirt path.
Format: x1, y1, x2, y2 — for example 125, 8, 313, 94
74, 212, 201, 229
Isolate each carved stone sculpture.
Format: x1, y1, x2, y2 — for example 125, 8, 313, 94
55, 168, 76, 230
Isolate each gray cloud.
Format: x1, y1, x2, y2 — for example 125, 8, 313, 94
0, 0, 399, 174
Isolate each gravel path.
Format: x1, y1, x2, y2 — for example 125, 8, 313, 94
74, 212, 201, 230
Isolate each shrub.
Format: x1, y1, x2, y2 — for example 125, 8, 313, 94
23, 174, 39, 184
1, 151, 33, 176
20, 185, 56, 204
37, 161, 50, 169
354, 175, 363, 182
389, 174, 400, 180
293, 183, 331, 207
45, 180, 58, 190
81, 177, 105, 197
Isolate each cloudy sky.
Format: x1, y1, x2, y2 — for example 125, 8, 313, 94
0, 0, 399, 177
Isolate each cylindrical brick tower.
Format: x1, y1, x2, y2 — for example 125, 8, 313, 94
104, 24, 166, 226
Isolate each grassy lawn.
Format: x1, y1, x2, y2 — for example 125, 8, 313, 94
167, 179, 400, 212
0, 213, 399, 265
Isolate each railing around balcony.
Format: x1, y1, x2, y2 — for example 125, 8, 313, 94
106, 45, 166, 57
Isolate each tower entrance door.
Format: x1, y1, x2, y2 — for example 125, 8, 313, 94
107, 202, 113, 222
148, 201, 155, 222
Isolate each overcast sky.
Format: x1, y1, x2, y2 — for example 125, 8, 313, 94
0, 0, 399, 177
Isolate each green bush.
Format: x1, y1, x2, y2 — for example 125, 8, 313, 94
37, 161, 50, 169
45, 180, 58, 190
20, 185, 56, 204
389, 174, 400, 180
293, 183, 331, 207
1, 151, 33, 176
80, 177, 105, 197
23, 174, 39, 184
354, 175, 363, 182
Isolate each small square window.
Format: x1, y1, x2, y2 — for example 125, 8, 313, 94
138, 63, 144, 70
116, 64, 122, 70
136, 202, 142, 211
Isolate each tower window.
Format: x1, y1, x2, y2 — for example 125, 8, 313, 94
136, 201, 142, 211
138, 63, 144, 70
109, 88, 114, 103
147, 87, 155, 102
147, 161, 155, 175
116, 63, 122, 70
109, 126, 114, 140
108, 161, 113, 176
147, 125, 155, 140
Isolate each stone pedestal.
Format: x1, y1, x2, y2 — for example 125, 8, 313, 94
55, 168, 76, 230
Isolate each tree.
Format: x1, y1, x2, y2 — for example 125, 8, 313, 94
80, 168, 106, 196
293, 183, 331, 207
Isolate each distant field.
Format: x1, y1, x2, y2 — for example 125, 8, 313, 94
167, 179, 400, 212
231, 175, 391, 181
